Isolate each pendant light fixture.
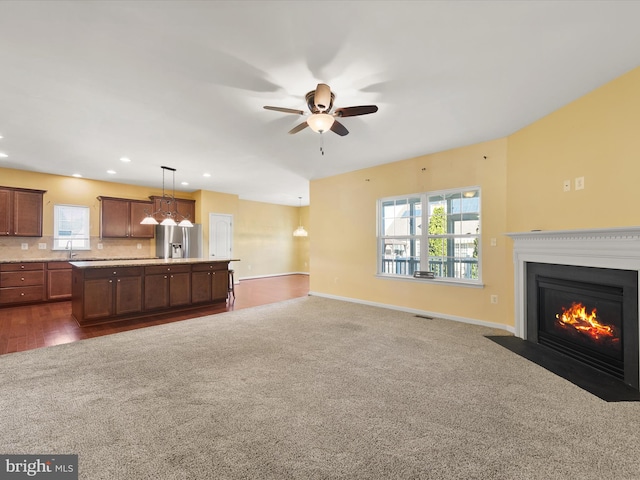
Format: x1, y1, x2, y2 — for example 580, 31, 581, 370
293, 196, 308, 237
140, 166, 193, 227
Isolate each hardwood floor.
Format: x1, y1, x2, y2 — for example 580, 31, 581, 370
0, 274, 309, 356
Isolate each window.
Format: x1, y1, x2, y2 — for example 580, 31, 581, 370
53, 204, 91, 250
378, 187, 480, 283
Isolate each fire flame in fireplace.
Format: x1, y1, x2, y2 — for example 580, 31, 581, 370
556, 302, 617, 341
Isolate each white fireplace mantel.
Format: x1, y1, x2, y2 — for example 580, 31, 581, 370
506, 226, 640, 338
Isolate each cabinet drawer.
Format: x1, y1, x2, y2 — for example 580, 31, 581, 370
145, 265, 191, 275
84, 267, 143, 279
191, 263, 227, 272
1, 262, 45, 272
0, 286, 45, 304
0, 271, 44, 287
47, 261, 71, 270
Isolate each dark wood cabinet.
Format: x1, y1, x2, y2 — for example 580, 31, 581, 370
149, 196, 196, 224
144, 265, 191, 310
0, 262, 46, 304
74, 267, 143, 321
72, 260, 232, 325
192, 263, 228, 303
47, 262, 72, 300
0, 186, 45, 237
98, 196, 154, 238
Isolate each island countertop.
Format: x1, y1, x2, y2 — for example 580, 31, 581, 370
70, 257, 239, 269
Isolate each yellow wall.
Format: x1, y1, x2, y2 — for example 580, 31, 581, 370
310, 65, 640, 329
0, 168, 308, 276
506, 66, 640, 232
235, 200, 309, 278
310, 138, 510, 326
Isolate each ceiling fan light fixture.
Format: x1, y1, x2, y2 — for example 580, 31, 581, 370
307, 113, 335, 133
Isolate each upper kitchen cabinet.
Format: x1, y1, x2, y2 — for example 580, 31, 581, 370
98, 196, 155, 238
149, 196, 196, 224
0, 186, 46, 237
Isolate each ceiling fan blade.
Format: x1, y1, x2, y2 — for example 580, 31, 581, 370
288, 122, 309, 134
314, 83, 332, 112
330, 120, 349, 136
264, 106, 305, 115
334, 105, 378, 117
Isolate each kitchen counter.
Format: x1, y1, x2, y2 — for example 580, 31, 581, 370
1, 256, 159, 264
70, 257, 238, 269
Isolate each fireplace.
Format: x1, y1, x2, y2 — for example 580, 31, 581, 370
526, 262, 638, 389
505, 227, 640, 400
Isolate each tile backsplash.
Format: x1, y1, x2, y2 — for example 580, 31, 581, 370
0, 236, 154, 261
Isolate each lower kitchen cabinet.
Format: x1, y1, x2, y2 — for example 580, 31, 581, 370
47, 261, 72, 300
0, 262, 45, 305
73, 267, 143, 322
72, 260, 232, 325
144, 265, 191, 310
191, 263, 228, 303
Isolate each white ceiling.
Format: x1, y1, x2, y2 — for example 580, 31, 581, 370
1, 1, 640, 206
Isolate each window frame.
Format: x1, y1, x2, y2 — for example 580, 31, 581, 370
52, 204, 91, 251
377, 186, 481, 285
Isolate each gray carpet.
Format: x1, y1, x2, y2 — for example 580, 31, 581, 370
2, 296, 640, 479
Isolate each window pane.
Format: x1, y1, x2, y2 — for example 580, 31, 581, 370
54, 205, 90, 250
378, 188, 480, 282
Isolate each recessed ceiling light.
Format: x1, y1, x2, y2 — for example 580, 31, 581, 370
107, 170, 116, 174
203, 173, 211, 177
120, 157, 131, 163
181, 181, 189, 186
72, 173, 82, 178
0, 152, 8, 158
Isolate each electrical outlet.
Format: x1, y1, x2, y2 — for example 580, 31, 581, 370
21, 243, 28, 250
97, 243, 103, 250
38, 243, 47, 250
575, 176, 585, 190
490, 238, 497, 247
563, 180, 571, 192
490, 295, 498, 304
137, 243, 142, 249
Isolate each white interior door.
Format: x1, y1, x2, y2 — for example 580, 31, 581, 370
209, 213, 233, 259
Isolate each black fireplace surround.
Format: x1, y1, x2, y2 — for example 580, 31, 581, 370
526, 262, 639, 391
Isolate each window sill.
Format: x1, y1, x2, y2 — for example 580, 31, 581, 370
375, 273, 484, 288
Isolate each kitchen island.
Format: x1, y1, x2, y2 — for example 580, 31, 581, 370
71, 258, 238, 326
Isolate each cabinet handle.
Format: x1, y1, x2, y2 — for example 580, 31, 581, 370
170, 275, 174, 278
109, 280, 113, 283
21, 265, 25, 269
21, 292, 25, 296
117, 279, 121, 282
164, 275, 167, 279
113, 271, 117, 275
21, 277, 25, 281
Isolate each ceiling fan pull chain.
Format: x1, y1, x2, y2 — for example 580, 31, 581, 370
320, 133, 325, 155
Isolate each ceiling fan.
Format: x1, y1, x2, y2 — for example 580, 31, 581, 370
264, 83, 378, 136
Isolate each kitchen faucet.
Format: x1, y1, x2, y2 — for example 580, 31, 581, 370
65, 240, 77, 259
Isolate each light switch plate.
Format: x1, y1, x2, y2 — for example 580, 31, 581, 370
38, 243, 47, 250
21, 243, 28, 250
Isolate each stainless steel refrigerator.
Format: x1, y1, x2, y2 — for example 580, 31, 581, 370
155, 224, 203, 259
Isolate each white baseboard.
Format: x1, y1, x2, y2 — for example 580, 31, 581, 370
308, 291, 515, 334
238, 272, 309, 281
